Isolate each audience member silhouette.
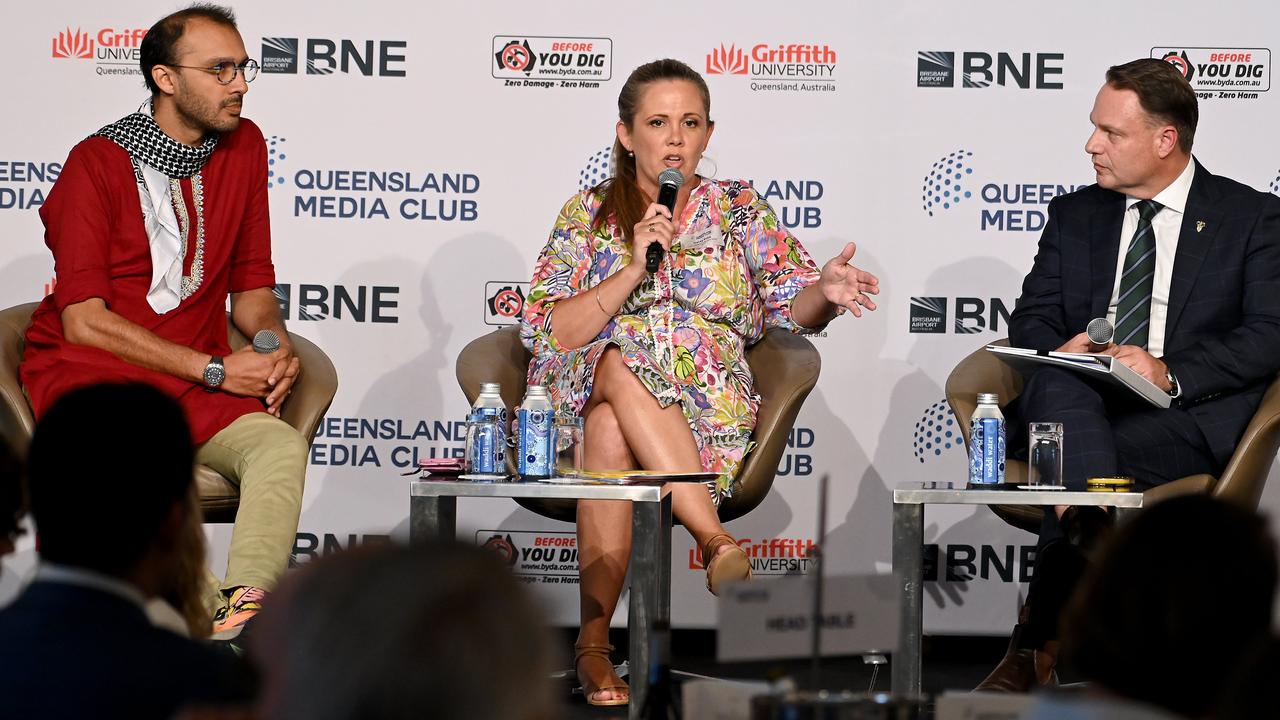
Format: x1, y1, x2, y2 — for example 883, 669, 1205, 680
253, 542, 557, 720
1060, 495, 1277, 718
0, 383, 254, 718
0, 437, 22, 560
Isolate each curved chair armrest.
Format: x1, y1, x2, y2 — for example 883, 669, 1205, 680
0, 302, 39, 456
456, 326, 530, 412
945, 338, 1022, 446
278, 332, 339, 443
720, 328, 821, 522
226, 321, 339, 443
1212, 374, 1280, 509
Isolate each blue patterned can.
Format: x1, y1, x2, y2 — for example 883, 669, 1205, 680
471, 383, 507, 474
518, 385, 555, 479
969, 393, 1006, 486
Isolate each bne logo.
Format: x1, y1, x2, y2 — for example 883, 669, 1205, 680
908, 297, 1012, 335
261, 37, 407, 76
706, 44, 748, 75
917, 51, 1064, 89
274, 283, 399, 323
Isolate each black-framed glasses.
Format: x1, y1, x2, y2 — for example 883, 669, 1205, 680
170, 58, 259, 85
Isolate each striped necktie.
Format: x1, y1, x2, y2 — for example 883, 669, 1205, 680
1113, 199, 1163, 348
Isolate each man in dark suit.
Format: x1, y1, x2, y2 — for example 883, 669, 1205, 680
0, 383, 254, 718
978, 58, 1280, 690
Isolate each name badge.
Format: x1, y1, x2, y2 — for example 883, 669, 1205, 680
679, 223, 724, 253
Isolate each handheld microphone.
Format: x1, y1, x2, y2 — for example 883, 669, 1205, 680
1086, 318, 1113, 352
252, 329, 281, 354
646, 168, 683, 273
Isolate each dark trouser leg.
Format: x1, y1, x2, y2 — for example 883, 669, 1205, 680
1010, 367, 1215, 650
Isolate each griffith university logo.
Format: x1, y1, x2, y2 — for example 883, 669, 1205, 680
703, 42, 837, 93
921, 149, 975, 217
52, 28, 94, 58
51, 26, 148, 75
706, 44, 748, 75
914, 399, 960, 463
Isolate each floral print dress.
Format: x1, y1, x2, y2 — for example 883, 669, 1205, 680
521, 178, 821, 501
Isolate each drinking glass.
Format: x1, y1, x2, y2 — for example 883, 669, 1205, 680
554, 415, 584, 478
1028, 422, 1064, 488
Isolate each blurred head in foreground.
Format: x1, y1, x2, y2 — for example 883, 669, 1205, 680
1063, 494, 1277, 717
253, 542, 556, 720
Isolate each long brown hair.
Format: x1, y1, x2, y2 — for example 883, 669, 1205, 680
592, 59, 712, 243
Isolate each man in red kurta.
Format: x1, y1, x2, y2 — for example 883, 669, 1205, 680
21, 4, 307, 636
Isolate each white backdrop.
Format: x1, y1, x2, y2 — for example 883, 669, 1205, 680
4, 0, 1280, 634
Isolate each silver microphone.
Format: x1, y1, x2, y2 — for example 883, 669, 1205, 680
252, 329, 281, 353
1086, 318, 1113, 350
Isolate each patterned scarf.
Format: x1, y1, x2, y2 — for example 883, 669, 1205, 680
93, 111, 217, 178
90, 107, 219, 314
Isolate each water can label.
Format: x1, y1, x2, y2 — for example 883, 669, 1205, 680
474, 406, 506, 468
518, 408, 554, 477
969, 417, 1006, 485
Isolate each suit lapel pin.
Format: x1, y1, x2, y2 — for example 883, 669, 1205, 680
1195, 220, 1206, 233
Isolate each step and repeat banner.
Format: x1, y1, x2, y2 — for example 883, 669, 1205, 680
4, 1, 1280, 634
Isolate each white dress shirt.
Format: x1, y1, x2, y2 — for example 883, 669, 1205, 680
1104, 156, 1196, 358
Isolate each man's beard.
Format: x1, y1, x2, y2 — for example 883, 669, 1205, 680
174, 87, 242, 137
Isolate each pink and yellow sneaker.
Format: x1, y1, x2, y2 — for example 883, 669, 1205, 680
211, 585, 266, 636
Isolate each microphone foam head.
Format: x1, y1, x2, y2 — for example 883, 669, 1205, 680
253, 329, 281, 353
1086, 317, 1114, 345
658, 167, 684, 189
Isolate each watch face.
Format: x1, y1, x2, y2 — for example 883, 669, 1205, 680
204, 360, 225, 387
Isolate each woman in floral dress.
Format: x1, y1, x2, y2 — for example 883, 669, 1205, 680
521, 58, 879, 707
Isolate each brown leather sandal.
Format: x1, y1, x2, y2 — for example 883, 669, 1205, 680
703, 533, 752, 595
574, 642, 629, 707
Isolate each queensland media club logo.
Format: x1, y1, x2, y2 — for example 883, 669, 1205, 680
922, 149, 1087, 232
916, 51, 1064, 89
1154, 47, 1270, 100
260, 36, 407, 76
909, 296, 1012, 336
914, 399, 960, 463
704, 41, 837, 93
485, 281, 528, 326
266, 134, 480, 222
493, 36, 611, 89
267, 135, 288, 189
52, 26, 147, 76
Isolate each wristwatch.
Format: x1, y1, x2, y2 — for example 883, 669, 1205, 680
203, 355, 225, 390
1165, 367, 1182, 399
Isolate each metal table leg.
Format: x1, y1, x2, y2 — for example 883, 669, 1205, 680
409, 495, 456, 546
891, 500, 924, 697
627, 491, 672, 719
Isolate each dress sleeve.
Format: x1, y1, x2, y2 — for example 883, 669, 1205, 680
734, 184, 821, 332
42, 143, 115, 311
521, 192, 596, 353
228, 122, 276, 293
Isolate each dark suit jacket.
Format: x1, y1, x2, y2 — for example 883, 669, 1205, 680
1009, 160, 1280, 468
0, 581, 254, 719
